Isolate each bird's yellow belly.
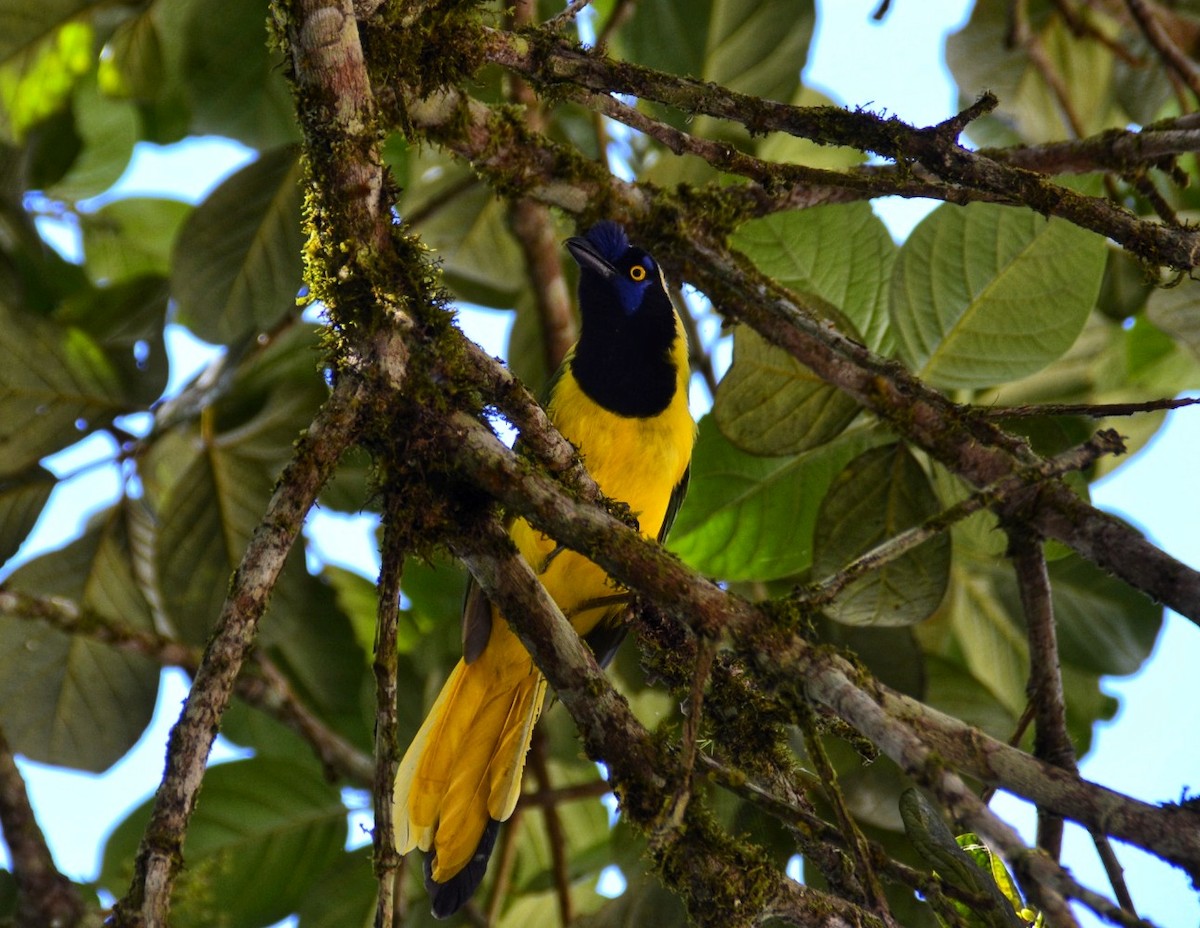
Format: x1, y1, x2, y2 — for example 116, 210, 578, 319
510, 371, 694, 638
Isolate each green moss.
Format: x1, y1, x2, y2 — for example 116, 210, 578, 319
651, 804, 777, 928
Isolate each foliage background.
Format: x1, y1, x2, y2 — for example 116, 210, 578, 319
2, 0, 1200, 921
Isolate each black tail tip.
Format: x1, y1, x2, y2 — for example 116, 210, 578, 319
425, 819, 502, 919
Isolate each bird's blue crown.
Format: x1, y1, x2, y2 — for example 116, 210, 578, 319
584, 220, 630, 262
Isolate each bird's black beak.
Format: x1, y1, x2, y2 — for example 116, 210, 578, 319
566, 236, 617, 279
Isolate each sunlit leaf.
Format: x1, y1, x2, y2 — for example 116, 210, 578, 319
891, 203, 1106, 389
714, 326, 859, 456
668, 416, 891, 581
99, 757, 347, 928
0, 19, 92, 139
734, 202, 897, 352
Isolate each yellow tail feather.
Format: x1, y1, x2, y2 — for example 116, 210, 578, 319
393, 653, 547, 883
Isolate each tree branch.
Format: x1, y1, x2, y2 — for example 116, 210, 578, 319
372, 488, 407, 928
431, 408, 1200, 881
1006, 527, 1073, 860
0, 589, 375, 787
110, 375, 365, 927
0, 725, 90, 927
448, 513, 884, 928
479, 27, 1200, 269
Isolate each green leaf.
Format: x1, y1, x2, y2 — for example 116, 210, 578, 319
81, 197, 191, 284
97, 9, 165, 102
56, 273, 172, 407
0, 18, 92, 139
714, 326, 859, 456
623, 0, 814, 104
0, 502, 159, 771
811, 616, 924, 698
402, 153, 525, 308
325, 564, 380, 658
890, 203, 1106, 389
152, 397, 311, 643
47, 77, 138, 201
921, 655, 1015, 742
0, 0, 100, 64
733, 202, 897, 353
295, 847, 375, 928
150, 327, 327, 643
716, 204, 898, 455
668, 416, 891, 581
172, 146, 303, 344
164, 0, 298, 149
0, 301, 128, 476
0, 464, 55, 568
260, 556, 373, 750
812, 444, 951, 626
1146, 276, 1200, 363
995, 553, 1162, 677
100, 757, 347, 928
943, 564, 1028, 716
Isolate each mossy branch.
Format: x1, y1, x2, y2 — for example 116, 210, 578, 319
427, 403, 1200, 888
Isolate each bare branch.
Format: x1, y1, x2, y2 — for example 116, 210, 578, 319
372, 490, 407, 928
0, 726, 90, 927
1126, 0, 1200, 105
110, 375, 365, 927
1006, 527, 1072, 859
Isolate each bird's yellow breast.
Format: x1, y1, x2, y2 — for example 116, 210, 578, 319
509, 318, 694, 639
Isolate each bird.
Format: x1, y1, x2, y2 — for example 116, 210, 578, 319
393, 220, 696, 918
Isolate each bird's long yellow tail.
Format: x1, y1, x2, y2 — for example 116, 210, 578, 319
394, 653, 547, 915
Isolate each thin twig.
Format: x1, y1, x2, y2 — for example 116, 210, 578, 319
806, 430, 1126, 607
1006, 527, 1072, 861
0, 726, 89, 927
798, 708, 896, 924
372, 489, 407, 928
1126, 0, 1200, 106
977, 396, 1200, 418
528, 730, 574, 926
546, 0, 591, 29
673, 282, 720, 401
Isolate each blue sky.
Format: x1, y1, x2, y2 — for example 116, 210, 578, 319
5, 1, 1199, 925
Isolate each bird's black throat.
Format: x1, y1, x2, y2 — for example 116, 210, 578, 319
570, 299, 679, 418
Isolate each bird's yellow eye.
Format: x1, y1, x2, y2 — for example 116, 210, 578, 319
629, 264, 647, 281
